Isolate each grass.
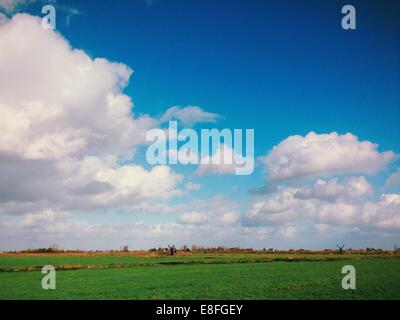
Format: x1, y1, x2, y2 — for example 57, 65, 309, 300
0, 252, 399, 299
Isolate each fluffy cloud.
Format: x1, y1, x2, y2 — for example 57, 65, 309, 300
363, 194, 400, 230
216, 211, 240, 226
58, 157, 183, 207
314, 201, 360, 225
245, 132, 399, 240
245, 188, 308, 225
245, 184, 400, 231
262, 132, 395, 182
177, 196, 240, 226
0, 210, 246, 250
195, 143, 254, 176
160, 106, 221, 127
0, 14, 157, 161
0, 210, 185, 248
295, 176, 373, 201
0, 14, 181, 216
179, 211, 209, 225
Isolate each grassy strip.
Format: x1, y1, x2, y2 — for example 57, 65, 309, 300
1, 254, 399, 273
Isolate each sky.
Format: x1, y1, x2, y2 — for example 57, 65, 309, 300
0, 0, 399, 250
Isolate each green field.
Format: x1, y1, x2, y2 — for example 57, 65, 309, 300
0, 252, 399, 299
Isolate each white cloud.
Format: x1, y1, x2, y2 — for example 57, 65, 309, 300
160, 106, 221, 127
0, 211, 186, 247
216, 211, 240, 226
117, 195, 239, 220
245, 183, 400, 232
176, 195, 240, 226
0, 14, 157, 161
261, 132, 395, 182
276, 226, 297, 238
245, 188, 309, 225
179, 211, 208, 225
295, 176, 373, 201
386, 169, 400, 188
0, 14, 181, 216
314, 201, 360, 225
62, 156, 183, 202
246, 132, 399, 240
363, 194, 400, 229
0, 213, 240, 251
195, 143, 254, 176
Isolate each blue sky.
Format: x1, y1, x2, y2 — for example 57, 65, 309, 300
0, 0, 399, 250
60, 0, 400, 195
59, 0, 400, 148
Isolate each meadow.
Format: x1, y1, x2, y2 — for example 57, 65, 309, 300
0, 252, 399, 300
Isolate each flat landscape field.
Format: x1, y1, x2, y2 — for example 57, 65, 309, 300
0, 252, 399, 299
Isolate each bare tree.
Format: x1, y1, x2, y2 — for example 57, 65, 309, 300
336, 244, 345, 254
168, 244, 176, 256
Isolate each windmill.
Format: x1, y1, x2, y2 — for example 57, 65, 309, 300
168, 244, 176, 256
336, 244, 345, 254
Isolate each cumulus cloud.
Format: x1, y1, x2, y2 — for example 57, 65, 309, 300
245, 188, 308, 225
261, 132, 395, 182
0, 15, 158, 160
295, 176, 373, 201
363, 194, 400, 230
60, 157, 182, 204
314, 201, 360, 225
216, 211, 240, 226
245, 184, 400, 231
0, 14, 181, 217
244, 132, 399, 241
160, 106, 221, 127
